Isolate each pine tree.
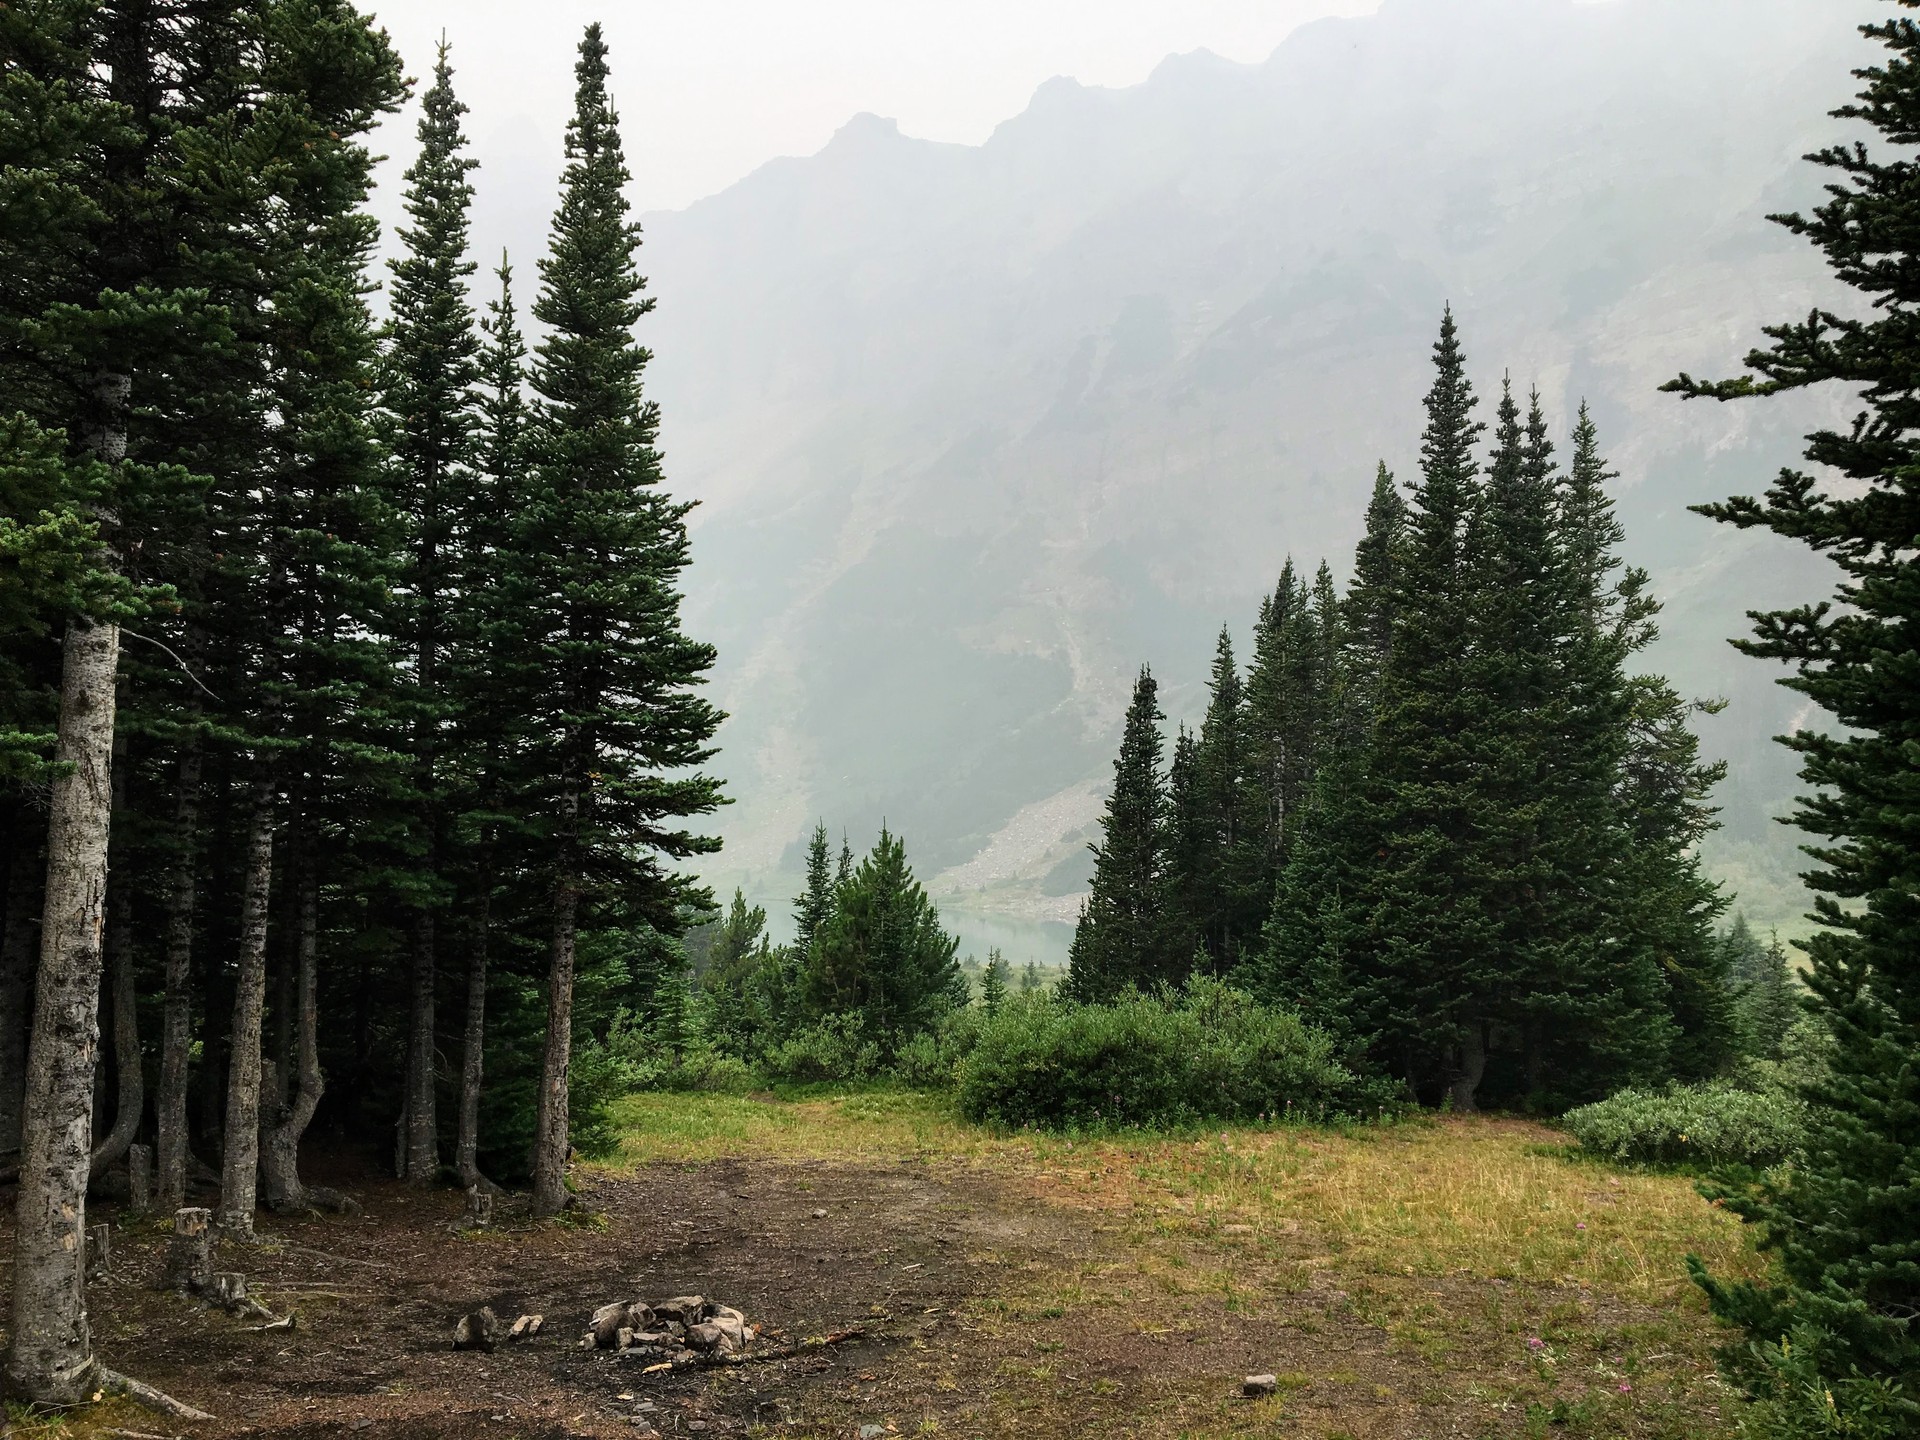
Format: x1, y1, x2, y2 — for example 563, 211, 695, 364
793, 822, 835, 955
381, 38, 481, 1186
1066, 666, 1176, 1001
1360, 308, 1500, 1109
1667, 9, 1920, 1424
1193, 628, 1251, 967
1163, 725, 1207, 966
519, 25, 724, 1217
980, 948, 1010, 1016
1722, 916, 1801, 1063
1343, 463, 1406, 711
447, 254, 531, 1192
805, 828, 963, 1049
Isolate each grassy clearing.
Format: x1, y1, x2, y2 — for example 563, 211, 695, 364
601, 1091, 1761, 1307
601, 1089, 1763, 1437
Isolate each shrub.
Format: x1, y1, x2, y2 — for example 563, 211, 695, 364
955, 978, 1391, 1130
1562, 1082, 1806, 1168
890, 1005, 986, 1090
761, 1013, 884, 1084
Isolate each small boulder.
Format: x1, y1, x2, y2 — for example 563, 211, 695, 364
592, 1302, 632, 1349
684, 1322, 727, 1353
454, 1306, 499, 1353
508, 1313, 544, 1341
709, 1313, 747, 1351
1243, 1374, 1278, 1398
653, 1295, 711, 1324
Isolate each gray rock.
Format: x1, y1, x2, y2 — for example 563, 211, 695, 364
592, 1302, 631, 1349
859, 1426, 888, 1440
653, 1294, 712, 1323
1243, 1374, 1278, 1397
453, 1306, 499, 1353
684, 1321, 726, 1353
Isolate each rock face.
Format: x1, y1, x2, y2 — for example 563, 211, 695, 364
612, 0, 1872, 940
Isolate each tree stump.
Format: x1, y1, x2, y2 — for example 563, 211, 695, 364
207, 1272, 248, 1309
85, 1222, 110, 1280
164, 1206, 213, 1293
128, 1142, 153, 1215
463, 1183, 493, 1229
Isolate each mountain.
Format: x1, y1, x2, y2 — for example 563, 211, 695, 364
633, 0, 1878, 958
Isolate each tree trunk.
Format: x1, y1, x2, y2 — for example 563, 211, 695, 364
0, 825, 44, 1163
2, 618, 120, 1404
402, 907, 438, 1183
455, 857, 491, 1191
155, 739, 201, 1211
217, 774, 276, 1238
263, 845, 352, 1213
88, 866, 141, 1179
1450, 1015, 1487, 1114
531, 871, 579, 1219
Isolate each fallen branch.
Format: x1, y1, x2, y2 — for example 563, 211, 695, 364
98, 1367, 214, 1423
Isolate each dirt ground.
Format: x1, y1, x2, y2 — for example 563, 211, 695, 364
1, 1115, 1739, 1440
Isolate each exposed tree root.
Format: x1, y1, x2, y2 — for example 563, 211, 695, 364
97, 1367, 214, 1422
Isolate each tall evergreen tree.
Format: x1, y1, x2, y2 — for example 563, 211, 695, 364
1721, 915, 1801, 1064
1193, 627, 1252, 966
448, 255, 531, 1191
1667, 9, 1920, 1424
519, 24, 724, 1217
793, 822, 835, 955
381, 38, 481, 1186
805, 828, 963, 1048
1067, 666, 1176, 1001
1361, 308, 1500, 1108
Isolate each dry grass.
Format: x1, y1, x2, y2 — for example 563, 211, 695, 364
602, 1092, 1761, 1307
599, 1088, 1765, 1437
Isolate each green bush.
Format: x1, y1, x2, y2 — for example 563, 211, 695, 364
1562, 1082, 1806, 1168
890, 1005, 986, 1089
761, 1013, 884, 1084
955, 978, 1390, 1130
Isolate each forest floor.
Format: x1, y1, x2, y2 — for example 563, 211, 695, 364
0, 1092, 1769, 1440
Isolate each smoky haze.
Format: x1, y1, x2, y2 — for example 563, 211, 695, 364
360, 0, 1876, 966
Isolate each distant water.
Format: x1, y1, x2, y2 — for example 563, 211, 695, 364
939, 904, 1074, 972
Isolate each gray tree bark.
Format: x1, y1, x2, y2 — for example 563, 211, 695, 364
90, 744, 140, 1180
88, 875, 141, 1179
402, 909, 438, 1182
2, 618, 120, 1404
0, 828, 43, 1163
530, 873, 579, 1219
216, 776, 276, 1237
1450, 1016, 1487, 1114
454, 868, 492, 1192
155, 739, 201, 1211
262, 847, 353, 1213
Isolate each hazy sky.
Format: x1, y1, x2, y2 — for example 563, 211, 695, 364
361, 0, 1386, 213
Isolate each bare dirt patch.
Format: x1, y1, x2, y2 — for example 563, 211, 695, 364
2, 1109, 1745, 1439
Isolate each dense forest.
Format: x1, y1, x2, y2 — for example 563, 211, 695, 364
0, 2, 725, 1409
1064, 316, 1733, 1113
1, 0, 1916, 1435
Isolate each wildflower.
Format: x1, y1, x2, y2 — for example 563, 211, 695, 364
1527, 1337, 1545, 1351
1617, 1382, 1632, 1394
1576, 1222, 1587, 1230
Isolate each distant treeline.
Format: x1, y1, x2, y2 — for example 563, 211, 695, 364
1068, 313, 1735, 1112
